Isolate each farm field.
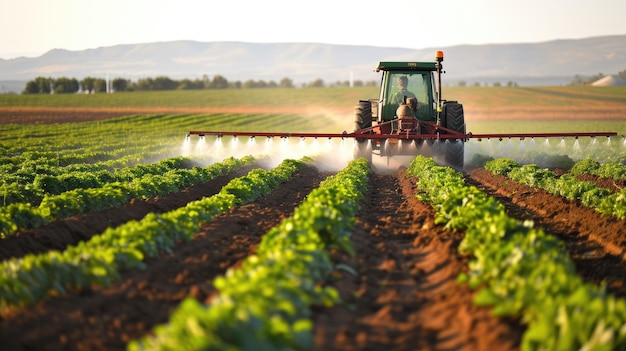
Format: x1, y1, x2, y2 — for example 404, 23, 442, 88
0, 87, 626, 350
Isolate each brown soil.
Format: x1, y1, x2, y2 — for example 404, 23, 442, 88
0, 164, 526, 351
0, 106, 320, 124
2, 105, 624, 125
466, 168, 626, 297
0, 165, 257, 261
312, 169, 522, 351
0, 165, 326, 351
465, 106, 626, 121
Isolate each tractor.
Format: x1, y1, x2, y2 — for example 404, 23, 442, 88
353, 51, 466, 169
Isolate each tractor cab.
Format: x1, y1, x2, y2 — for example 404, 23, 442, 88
352, 52, 468, 169
375, 62, 439, 123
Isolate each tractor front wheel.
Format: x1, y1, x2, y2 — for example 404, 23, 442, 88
354, 100, 373, 162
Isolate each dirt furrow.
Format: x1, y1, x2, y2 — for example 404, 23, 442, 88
0, 165, 326, 351
0, 164, 257, 262
313, 169, 521, 351
466, 168, 626, 297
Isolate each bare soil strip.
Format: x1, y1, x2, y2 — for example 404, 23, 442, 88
0, 165, 325, 351
0, 164, 257, 262
465, 106, 626, 121
0, 106, 317, 124
312, 169, 522, 351
2, 105, 624, 125
466, 168, 626, 297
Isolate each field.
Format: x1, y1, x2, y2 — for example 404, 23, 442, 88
1, 87, 626, 350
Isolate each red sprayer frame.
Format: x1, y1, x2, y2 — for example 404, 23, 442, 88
188, 119, 618, 141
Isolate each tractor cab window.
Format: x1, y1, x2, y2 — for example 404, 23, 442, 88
383, 73, 431, 121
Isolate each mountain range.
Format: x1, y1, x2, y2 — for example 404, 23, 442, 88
1, 35, 625, 93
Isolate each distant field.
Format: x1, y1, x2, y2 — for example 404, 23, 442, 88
0, 88, 373, 110
1, 86, 625, 135
2, 85, 626, 108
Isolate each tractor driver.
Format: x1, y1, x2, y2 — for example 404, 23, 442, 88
390, 76, 417, 106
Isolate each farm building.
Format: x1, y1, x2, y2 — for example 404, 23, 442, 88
591, 75, 626, 86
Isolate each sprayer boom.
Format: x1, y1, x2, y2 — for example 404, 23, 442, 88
187, 130, 617, 141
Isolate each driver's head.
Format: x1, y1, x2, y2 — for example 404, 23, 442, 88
398, 76, 409, 89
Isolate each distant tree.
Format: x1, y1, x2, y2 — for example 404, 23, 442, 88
201, 74, 210, 88
493, 82, 501, 87
23, 80, 39, 94
506, 81, 518, 87
81, 77, 96, 92
230, 81, 242, 89
353, 80, 364, 87
135, 77, 154, 90
267, 80, 278, 88
618, 69, 626, 81
22, 77, 52, 94
458, 80, 467, 87
93, 78, 107, 93
279, 77, 294, 88
307, 78, 325, 88
53, 77, 79, 93
241, 80, 270, 89
152, 76, 177, 90
112, 78, 130, 92
208, 75, 229, 89
242, 79, 258, 89
177, 78, 204, 90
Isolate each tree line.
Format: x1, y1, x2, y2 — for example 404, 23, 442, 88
22, 75, 379, 94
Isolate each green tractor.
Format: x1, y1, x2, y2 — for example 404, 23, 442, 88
353, 51, 466, 170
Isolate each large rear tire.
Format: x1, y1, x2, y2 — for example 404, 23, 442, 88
441, 102, 465, 171
354, 100, 373, 162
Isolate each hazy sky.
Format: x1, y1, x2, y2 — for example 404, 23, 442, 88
1, 0, 625, 59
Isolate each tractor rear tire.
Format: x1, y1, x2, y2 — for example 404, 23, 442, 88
354, 100, 373, 162
442, 102, 465, 171
354, 100, 372, 133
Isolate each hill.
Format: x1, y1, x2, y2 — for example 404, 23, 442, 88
0, 35, 624, 92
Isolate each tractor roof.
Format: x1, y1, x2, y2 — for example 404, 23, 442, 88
376, 61, 437, 72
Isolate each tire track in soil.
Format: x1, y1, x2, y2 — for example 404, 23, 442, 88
0, 164, 257, 262
466, 168, 626, 298
0, 165, 327, 351
313, 169, 522, 351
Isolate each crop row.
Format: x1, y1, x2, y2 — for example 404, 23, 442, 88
1, 156, 202, 206
0, 157, 304, 310
129, 158, 370, 351
484, 158, 626, 219
407, 155, 626, 350
0, 156, 255, 237
570, 158, 626, 181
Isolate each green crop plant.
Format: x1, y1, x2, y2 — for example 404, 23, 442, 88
408, 155, 626, 350
129, 158, 370, 351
